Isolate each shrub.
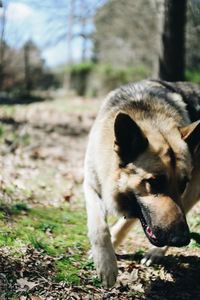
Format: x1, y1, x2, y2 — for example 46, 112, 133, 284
185, 70, 200, 85
65, 62, 151, 96
66, 62, 95, 96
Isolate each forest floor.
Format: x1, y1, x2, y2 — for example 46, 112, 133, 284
0, 96, 199, 300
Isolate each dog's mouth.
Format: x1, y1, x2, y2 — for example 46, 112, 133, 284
139, 211, 165, 247
119, 191, 164, 246
134, 200, 167, 247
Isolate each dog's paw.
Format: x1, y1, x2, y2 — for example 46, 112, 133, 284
141, 246, 168, 266
98, 260, 118, 288
93, 246, 118, 288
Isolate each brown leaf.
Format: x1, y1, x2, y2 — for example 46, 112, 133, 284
15, 261, 25, 277
17, 278, 38, 290
30, 296, 43, 300
63, 193, 73, 202
126, 261, 137, 273
130, 269, 139, 282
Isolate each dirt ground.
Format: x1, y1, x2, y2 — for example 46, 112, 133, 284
0, 96, 199, 300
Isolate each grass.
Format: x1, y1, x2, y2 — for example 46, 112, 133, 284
0, 202, 90, 283
0, 204, 88, 249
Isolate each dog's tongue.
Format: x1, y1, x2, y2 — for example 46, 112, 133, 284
146, 226, 156, 239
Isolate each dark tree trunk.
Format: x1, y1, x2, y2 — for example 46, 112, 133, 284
0, 1, 6, 88
159, 0, 187, 81
24, 44, 31, 94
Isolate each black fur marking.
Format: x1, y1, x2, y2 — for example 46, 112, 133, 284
145, 174, 167, 195
116, 191, 141, 218
150, 79, 200, 122
168, 148, 176, 169
184, 121, 200, 153
114, 113, 148, 164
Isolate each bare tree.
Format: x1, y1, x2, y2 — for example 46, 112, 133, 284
24, 42, 31, 94
0, 0, 7, 86
67, 0, 74, 63
158, 0, 187, 81
30, 0, 104, 63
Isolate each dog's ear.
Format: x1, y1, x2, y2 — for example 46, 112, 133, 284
114, 113, 148, 163
181, 120, 200, 153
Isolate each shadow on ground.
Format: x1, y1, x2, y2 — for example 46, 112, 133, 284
146, 255, 200, 300
0, 95, 46, 105
0, 116, 89, 137
117, 252, 200, 300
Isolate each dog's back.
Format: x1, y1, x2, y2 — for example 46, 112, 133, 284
152, 80, 200, 122
100, 79, 200, 122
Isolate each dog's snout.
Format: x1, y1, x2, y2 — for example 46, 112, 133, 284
167, 222, 191, 247
169, 233, 190, 247
153, 219, 191, 247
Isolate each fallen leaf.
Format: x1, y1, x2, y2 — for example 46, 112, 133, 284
132, 283, 144, 293
126, 261, 137, 273
130, 268, 139, 282
30, 296, 43, 300
17, 278, 38, 290
63, 190, 73, 202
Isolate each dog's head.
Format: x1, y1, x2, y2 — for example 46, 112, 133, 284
113, 113, 200, 247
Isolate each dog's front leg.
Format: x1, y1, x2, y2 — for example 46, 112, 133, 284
111, 217, 136, 249
84, 180, 118, 288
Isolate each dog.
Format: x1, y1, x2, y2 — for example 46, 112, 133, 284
84, 79, 200, 288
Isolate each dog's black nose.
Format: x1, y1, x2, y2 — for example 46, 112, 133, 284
168, 233, 190, 247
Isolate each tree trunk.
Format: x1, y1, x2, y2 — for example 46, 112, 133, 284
159, 0, 186, 81
24, 44, 31, 95
0, 1, 6, 88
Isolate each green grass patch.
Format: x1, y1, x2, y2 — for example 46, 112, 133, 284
0, 203, 91, 284
88, 277, 102, 288
0, 211, 6, 219
10, 203, 29, 214
190, 238, 200, 249
0, 204, 89, 254
188, 212, 200, 249
54, 257, 81, 284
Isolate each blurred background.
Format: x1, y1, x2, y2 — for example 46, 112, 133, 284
0, 0, 200, 99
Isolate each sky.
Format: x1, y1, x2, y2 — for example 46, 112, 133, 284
2, 0, 96, 67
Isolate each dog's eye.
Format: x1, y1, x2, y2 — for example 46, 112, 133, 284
145, 175, 166, 194
180, 176, 189, 194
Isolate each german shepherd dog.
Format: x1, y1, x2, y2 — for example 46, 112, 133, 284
84, 79, 200, 288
